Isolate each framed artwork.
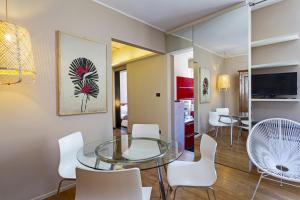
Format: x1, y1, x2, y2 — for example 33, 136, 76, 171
200, 67, 211, 103
56, 31, 107, 115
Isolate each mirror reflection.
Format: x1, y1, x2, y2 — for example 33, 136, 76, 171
193, 6, 250, 172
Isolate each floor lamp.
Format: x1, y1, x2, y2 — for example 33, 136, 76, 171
217, 74, 230, 107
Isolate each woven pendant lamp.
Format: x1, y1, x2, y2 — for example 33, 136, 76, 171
0, 0, 35, 84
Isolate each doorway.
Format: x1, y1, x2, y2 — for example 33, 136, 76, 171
114, 69, 128, 129
172, 49, 195, 152
111, 40, 158, 131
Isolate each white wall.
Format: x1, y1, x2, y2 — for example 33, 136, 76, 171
0, 0, 165, 199
127, 55, 171, 141
252, 0, 300, 122
194, 46, 224, 133
224, 55, 248, 114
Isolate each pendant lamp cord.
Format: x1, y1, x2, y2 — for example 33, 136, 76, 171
5, 0, 8, 21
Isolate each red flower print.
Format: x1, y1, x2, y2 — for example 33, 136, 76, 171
81, 84, 91, 94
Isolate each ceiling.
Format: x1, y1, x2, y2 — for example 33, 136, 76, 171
112, 41, 156, 67
173, 6, 248, 57
112, 42, 126, 52
94, 0, 244, 31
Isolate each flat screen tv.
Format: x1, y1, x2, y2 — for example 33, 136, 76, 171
252, 72, 297, 97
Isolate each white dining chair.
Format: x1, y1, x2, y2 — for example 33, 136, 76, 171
131, 123, 166, 199
216, 108, 238, 146
132, 124, 160, 139
209, 111, 228, 138
126, 124, 161, 164
167, 134, 217, 200
57, 131, 94, 197
75, 168, 152, 200
216, 108, 229, 115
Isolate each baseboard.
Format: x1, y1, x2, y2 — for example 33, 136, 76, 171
30, 182, 75, 200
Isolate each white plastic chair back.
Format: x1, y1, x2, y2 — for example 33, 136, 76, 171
58, 132, 83, 177
200, 134, 217, 162
216, 108, 229, 115
247, 118, 300, 183
132, 124, 160, 139
209, 111, 220, 126
75, 168, 144, 200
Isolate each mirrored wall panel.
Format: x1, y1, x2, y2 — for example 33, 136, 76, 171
166, 27, 195, 152
192, 6, 250, 171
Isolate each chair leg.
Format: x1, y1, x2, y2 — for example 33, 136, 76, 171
56, 179, 64, 200
230, 124, 233, 146
206, 189, 211, 200
215, 127, 219, 138
238, 127, 242, 144
209, 187, 216, 200
173, 187, 179, 200
167, 186, 173, 198
251, 174, 264, 200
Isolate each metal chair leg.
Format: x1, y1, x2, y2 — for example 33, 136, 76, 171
206, 189, 211, 200
209, 187, 216, 200
230, 124, 233, 146
215, 127, 219, 138
173, 187, 179, 200
238, 127, 242, 144
166, 186, 172, 198
56, 179, 64, 200
251, 174, 264, 200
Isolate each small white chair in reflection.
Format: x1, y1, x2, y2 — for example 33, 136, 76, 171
75, 168, 152, 200
132, 124, 160, 139
167, 134, 217, 200
216, 108, 238, 146
209, 111, 228, 138
57, 132, 93, 197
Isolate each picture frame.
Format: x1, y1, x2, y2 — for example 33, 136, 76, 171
56, 31, 107, 115
200, 67, 211, 103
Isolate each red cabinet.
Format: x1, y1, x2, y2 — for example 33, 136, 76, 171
184, 121, 194, 151
176, 76, 194, 99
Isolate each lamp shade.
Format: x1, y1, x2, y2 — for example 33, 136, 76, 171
0, 21, 35, 84
217, 74, 230, 90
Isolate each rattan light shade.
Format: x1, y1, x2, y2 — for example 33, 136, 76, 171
0, 21, 35, 84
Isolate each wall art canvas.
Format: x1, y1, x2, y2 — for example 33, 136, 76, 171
200, 67, 211, 103
57, 31, 107, 115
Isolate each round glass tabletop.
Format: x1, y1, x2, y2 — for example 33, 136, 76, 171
77, 135, 184, 170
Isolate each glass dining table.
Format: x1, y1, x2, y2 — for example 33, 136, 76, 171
219, 112, 249, 146
77, 135, 184, 200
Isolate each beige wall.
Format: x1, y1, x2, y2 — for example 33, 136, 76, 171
0, 0, 165, 199
224, 55, 248, 114
127, 55, 171, 141
166, 34, 193, 53
252, 0, 300, 122
194, 46, 224, 133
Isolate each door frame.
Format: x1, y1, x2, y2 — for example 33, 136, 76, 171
112, 66, 126, 128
